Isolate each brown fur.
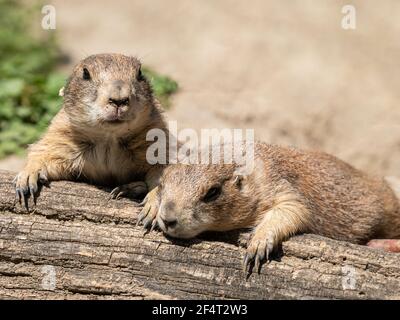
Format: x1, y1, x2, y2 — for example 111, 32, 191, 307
138, 142, 400, 268
15, 53, 167, 204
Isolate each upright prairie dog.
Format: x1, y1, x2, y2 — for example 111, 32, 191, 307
15, 53, 167, 207
137, 142, 400, 271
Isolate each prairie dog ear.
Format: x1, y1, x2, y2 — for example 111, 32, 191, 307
233, 165, 247, 189
233, 174, 244, 189
232, 157, 264, 189
233, 163, 252, 178
59, 86, 65, 97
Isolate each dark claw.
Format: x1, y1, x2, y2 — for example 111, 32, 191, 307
255, 255, 261, 274
243, 244, 258, 275
109, 187, 120, 200
142, 218, 156, 236
149, 219, 157, 233
136, 206, 150, 227
22, 187, 30, 196
136, 212, 144, 227
29, 183, 40, 206
142, 217, 152, 229
15, 188, 22, 205
23, 192, 29, 212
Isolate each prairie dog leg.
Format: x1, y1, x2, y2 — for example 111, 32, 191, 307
135, 165, 165, 231
244, 196, 310, 273
15, 153, 74, 210
15, 162, 48, 209
136, 186, 160, 232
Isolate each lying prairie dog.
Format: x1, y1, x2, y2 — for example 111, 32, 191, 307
137, 141, 400, 272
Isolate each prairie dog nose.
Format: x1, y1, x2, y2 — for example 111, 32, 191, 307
160, 201, 178, 229
108, 97, 130, 107
161, 216, 178, 229
108, 80, 131, 106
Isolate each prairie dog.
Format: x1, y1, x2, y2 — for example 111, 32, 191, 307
137, 142, 400, 272
15, 53, 167, 207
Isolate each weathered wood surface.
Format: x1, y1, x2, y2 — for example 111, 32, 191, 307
0, 169, 399, 300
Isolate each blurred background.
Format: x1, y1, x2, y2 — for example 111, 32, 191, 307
1, 0, 400, 177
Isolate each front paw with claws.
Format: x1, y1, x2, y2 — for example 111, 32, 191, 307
110, 181, 147, 200
243, 232, 276, 275
136, 187, 160, 234
14, 167, 49, 211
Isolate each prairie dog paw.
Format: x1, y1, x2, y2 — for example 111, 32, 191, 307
243, 232, 276, 274
110, 181, 147, 200
136, 187, 160, 233
14, 167, 49, 210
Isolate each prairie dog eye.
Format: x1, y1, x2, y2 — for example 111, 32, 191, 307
137, 68, 145, 81
83, 68, 91, 80
202, 185, 222, 203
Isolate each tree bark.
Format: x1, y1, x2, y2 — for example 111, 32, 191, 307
0, 170, 399, 300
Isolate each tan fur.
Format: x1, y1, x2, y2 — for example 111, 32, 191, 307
139, 141, 400, 266
16, 54, 167, 202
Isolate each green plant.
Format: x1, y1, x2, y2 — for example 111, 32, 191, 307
0, 0, 63, 158
143, 67, 178, 107
0, 0, 178, 159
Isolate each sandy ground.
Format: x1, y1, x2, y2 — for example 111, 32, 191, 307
2, 0, 400, 177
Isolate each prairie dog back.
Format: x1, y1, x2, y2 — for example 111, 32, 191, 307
137, 142, 400, 271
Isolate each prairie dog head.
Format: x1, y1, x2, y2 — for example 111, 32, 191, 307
156, 163, 257, 239
63, 53, 153, 130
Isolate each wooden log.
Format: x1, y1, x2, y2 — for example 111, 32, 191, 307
0, 170, 399, 299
